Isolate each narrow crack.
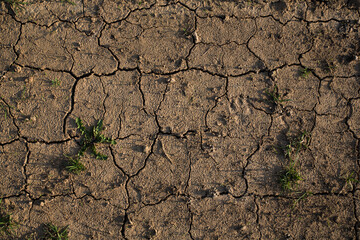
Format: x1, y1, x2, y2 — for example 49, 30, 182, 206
121, 211, 129, 240
109, 146, 129, 178
254, 195, 262, 240
240, 143, 262, 199
0, 96, 21, 140
11, 19, 22, 66
345, 98, 360, 140
116, 109, 124, 140
22, 141, 30, 195
62, 71, 93, 136
183, 10, 198, 69
141, 193, 174, 207
129, 133, 158, 178
99, 77, 108, 120
186, 198, 195, 240
152, 79, 170, 132
28, 197, 34, 224
184, 148, 193, 194
104, 0, 158, 25
137, 73, 149, 115
20, 137, 73, 144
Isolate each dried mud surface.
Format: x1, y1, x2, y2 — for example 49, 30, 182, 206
0, 0, 360, 239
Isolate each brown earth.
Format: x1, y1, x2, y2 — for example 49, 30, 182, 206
0, 0, 360, 239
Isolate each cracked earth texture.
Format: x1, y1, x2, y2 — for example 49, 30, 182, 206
0, 0, 360, 239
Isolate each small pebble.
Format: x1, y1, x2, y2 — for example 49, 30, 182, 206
145, 145, 151, 154
194, 31, 200, 43
25, 76, 34, 84
14, 65, 22, 72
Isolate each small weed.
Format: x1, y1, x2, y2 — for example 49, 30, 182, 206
0, 199, 18, 236
1, 0, 27, 13
265, 84, 291, 107
341, 171, 358, 191
44, 223, 69, 240
277, 131, 311, 191
183, 27, 192, 37
20, 84, 28, 100
0, 102, 10, 120
76, 117, 116, 160
65, 155, 85, 174
300, 67, 311, 78
281, 130, 311, 161
51, 78, 61, 87
291, 191, 313, 210
280, 164, 303, 191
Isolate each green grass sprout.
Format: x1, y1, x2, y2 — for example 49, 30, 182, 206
0, 199, 18, 236
278, 131, 311, 191
265, 84, 291, 107
65, 155, 86, 174
300, 67, 311, 78
76, 117, 116, 160
51, 78, 61, 87
45, 223, 69, 240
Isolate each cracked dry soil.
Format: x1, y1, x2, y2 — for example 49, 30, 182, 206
1, 0, 360, 239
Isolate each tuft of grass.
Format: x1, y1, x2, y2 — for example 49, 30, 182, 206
281, 130, 311, 161
291, 191, 313, 210
1, 0, 27, 13
44, 223, 69, 240
0, 102, 10, 120
65, 155, 85, 174
51, 78, 61, 87
300, 67, 311, 78
342, 171, 358, 191
76, 117, 116, 160
277, 131, 311, 191
280, 164, 303, 191
20, 84, 28, 100
264, 84, 291, 107
183, 27, 192, 37
0, 199, 18, 236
